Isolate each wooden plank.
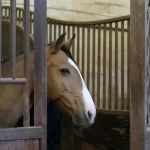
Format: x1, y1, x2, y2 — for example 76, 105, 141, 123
92, 25, 96, 102
0, 140, 39, 150
146, 128, 150, 149
0, 127, 42, 141
8, 141, 17, 150
0, 141, 9, 149
130, 0, 146, 150
25, 139, 39, 150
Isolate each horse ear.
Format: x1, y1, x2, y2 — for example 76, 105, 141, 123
51, 33, 66, 54
62, 33, 76, 49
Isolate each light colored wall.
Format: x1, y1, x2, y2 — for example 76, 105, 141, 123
2, 0, 130, 21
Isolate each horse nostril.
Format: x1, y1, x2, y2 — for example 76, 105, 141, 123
87, 111, 92, 119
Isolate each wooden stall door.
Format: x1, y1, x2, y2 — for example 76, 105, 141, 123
0, 0, 47, 149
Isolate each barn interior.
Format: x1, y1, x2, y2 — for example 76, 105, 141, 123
0, 1, 141, 150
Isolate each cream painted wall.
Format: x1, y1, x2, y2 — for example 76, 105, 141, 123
2, 0, 130, 21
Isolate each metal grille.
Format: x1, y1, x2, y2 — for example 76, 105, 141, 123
0, 0, 47, 149
2, 6, 130, 113
47, 16, 130, 113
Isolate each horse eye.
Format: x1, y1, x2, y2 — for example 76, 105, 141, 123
60, 68, 70, 76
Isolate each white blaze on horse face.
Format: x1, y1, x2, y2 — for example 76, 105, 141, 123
68, 58, 96, 125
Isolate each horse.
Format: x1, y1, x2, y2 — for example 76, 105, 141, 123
0, 33, 96, 129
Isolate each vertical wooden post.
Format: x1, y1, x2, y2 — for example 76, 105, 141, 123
130, 0, 150, 149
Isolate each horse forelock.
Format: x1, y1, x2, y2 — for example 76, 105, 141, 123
60, 44, 77, 65
48, 41, 77, 65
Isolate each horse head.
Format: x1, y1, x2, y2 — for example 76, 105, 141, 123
32, 33, 96, 128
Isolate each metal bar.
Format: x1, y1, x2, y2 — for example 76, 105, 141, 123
58, 24, 61, 36
21, 10, 24, 27
3, 7, 7, 20
97, 25, 101, 108
49, 22, 52, 42
67, 25, 70, 39
17, 140, 25, 149
103, 24, 106, 109
34, 0, 47, 150
47, 23, 49, 43
23, 0, 30, 127
72, 26, 75, 56
92, 25, 96, 102
19, 10, 21, 24
41, 0, 47, 149
54, 23, 56, 40
0, 1, 2, 78
82, 26, 85, 79
34, 0, 43, 127
127, 20, 130, 111
108, 23, 112, 110
121, 21, 125, 110
10, 0, 16, 79
30, 13, 32, 33
7, 8, 10, 20
77, 26, 80, 64
32, 14, 34, 35
87, 26, 90, 89
62, 24, 66, 41
63, 24, 65, 35
0, 127, 43, 141
0, 78, 27, 84
2, 6, 130, 25
115, 22, 118, 110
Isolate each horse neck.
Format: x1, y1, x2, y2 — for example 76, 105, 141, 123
1, 51, 35, 93
0, 51, 35, 127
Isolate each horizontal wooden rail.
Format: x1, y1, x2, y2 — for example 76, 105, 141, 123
0, 78, 27, 84
0, 127, 42, 141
